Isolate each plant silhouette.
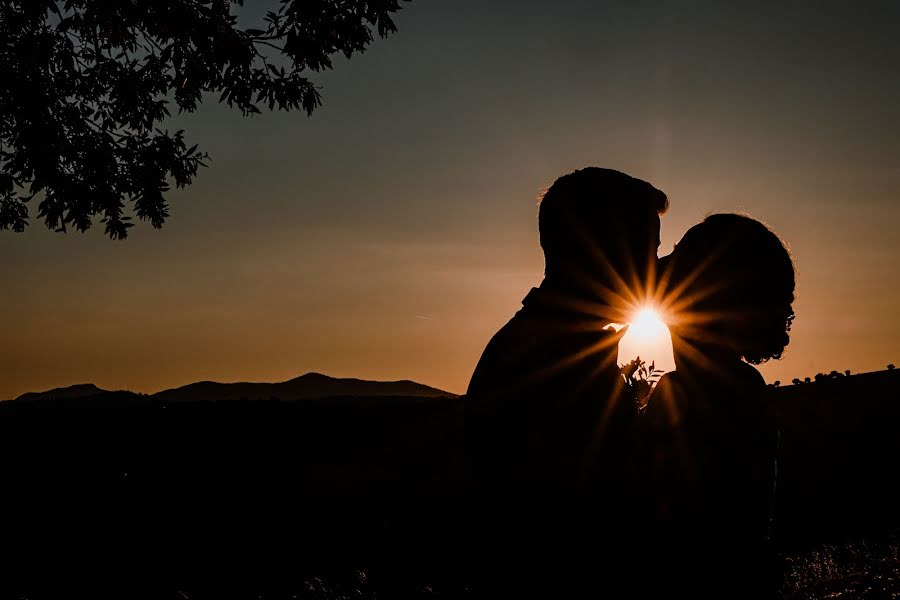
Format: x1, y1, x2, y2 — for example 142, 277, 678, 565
621, 356, 664, 409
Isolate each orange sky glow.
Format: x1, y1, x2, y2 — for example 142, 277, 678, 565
1, 1, 898, 399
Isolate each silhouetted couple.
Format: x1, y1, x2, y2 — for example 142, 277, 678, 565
465, 168, 795, 598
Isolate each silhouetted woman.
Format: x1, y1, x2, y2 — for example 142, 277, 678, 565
644, 213, 795, 598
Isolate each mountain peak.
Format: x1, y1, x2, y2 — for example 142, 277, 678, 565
287, 372, 334, 382
15, 383, 107, 402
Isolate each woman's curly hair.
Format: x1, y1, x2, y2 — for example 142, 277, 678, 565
666, 213, 795, 364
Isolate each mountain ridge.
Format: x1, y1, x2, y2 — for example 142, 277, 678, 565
14, 383, 108, 402
10, 373, 457, 403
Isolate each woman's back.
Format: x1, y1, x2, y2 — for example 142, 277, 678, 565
645, 362, 778, 596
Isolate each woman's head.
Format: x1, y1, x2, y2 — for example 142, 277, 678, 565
664, 214, 795, 364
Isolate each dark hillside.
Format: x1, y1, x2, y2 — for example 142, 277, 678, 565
0, 370, 897, 595
774, 368, 900, 547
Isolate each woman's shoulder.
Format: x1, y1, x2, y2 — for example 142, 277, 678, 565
646, 362, 767, 425
724, 362, 768, 406
730, 361, 767, 388
693, 360, 767, 397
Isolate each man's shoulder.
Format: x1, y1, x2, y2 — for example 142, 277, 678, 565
466, 311, 619, 398
466, 309, 539, 397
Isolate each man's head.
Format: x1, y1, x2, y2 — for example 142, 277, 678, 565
538, 167, 668, 305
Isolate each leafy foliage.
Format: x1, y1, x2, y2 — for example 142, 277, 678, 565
0, 0, 406, 238
621, 356, 664, 410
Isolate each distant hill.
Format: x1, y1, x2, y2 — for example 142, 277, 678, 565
152, 372, 456, 402
14, 383, 107, 402
8, 373, 456, 404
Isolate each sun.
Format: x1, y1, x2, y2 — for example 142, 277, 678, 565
629, 307, 668, 339
616, 305, 676, 373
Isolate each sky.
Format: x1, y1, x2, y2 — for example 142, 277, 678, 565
2, 0, 899, 399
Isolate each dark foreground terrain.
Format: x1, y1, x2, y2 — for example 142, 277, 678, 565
0, 369, 898, 598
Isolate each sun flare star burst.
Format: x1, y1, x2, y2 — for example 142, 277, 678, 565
617, 306, 676, 373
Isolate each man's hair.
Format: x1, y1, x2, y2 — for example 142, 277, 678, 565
538, 167, 668, 278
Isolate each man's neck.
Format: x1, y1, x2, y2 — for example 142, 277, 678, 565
534, 278, 621, 325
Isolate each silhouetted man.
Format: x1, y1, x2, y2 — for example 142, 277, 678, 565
465, 167, 667, 597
